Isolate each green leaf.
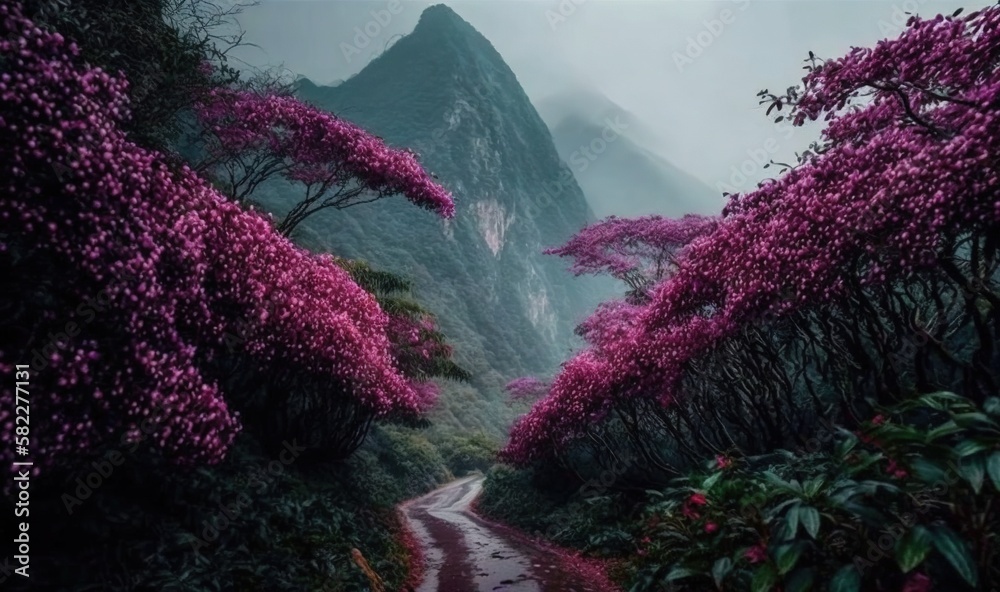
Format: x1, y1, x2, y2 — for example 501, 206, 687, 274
784, 567, 816, 592
839, 501, 887, 526
703, 471, 723, 491
751, 563, 778, 592
630, 565, 671, 592
921, 391, 966, 405
828, 565, 861, 592
805, 477, 826, 498
785, 506, 800, 539
952, 412, 994, 428
797, 506, 821, 539
835, 436, 858, 459
763, 471, 798, 493
909, 458, 949, 484
987, 451, 1000, 491
769, 497, 802, 516
954, 439, 992, 458
665, 566, 700, 581
849, 452, 885, 473
855, 480, 901, 496
957, 456, 986, 494
983, 397, 1000, 418
926, 420, 962, 441
774, 542, 803, 575
895, 525, 932, 572
930, 525, 978, 587
711, 557, 732, 589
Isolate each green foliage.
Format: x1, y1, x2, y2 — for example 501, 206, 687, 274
622, 392, 1000, 591
338, 258, 414, 296
479, 464, 562, 529
434, 431, 499, 475
359, 425, 453, 505
17, 426, 451, 591
485, 393, 1000, 592
478, 463, 636, 554
336, 257, 472, 384
27, 0, 245, 150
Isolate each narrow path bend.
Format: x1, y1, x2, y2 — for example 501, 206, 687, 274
401, 476, 618, 592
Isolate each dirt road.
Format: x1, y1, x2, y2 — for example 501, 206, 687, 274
400, 475, 618, 592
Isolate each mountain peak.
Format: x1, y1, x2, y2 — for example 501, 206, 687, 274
415, 4, 473, 35
404, 3, 506, 75
302, 2, 528, 117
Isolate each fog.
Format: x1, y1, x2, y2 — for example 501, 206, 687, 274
232, 0, 973, 212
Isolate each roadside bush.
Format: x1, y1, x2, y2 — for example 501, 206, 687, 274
478, 463, 635, 554
484, 392, 1000, 591
628, 392, 1000, 592
436, 431, 499, 475
3, 426, 450, 592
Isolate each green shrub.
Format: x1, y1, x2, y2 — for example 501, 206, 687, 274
436, 431, 499, 475
628, 392, 1000, 592
478, 463, 635, 554
483, 392, 1000, 592
16, 425, 452, 592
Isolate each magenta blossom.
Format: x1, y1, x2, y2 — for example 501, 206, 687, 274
502, 6, 1000, 464
505, 377, 550, 402
194, 87, 455, 235
0, 5, 430, 476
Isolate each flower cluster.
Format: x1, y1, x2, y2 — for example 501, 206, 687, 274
502, 6, 1000, 464
0, 5, 423, 474
384, 313, 456, 406
195, 87, 455, 218
504, 376, 550, 402
681, 492, 708, 520
545, 214, 718, 294
743, 540, 767, 564
574, 299, 643, 350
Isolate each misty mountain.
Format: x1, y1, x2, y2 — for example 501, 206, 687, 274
254, 4, 613, 435
538, 89, 723, 218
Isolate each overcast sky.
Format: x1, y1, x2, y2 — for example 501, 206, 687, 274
232, 0, 977, 198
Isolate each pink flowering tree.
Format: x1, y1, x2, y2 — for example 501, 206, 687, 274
505, 377, 550, 403
502, 6, 1000, 475
498, 215, 702, 438
544, 214, 719, 301
193, 86, 455, 236
0, 5, 441, 476
574, 299, 644, 350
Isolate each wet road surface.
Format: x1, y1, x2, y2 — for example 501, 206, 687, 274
401, 476, 618, 592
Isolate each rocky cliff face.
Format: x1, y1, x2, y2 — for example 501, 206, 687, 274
256, 4, 612, 434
